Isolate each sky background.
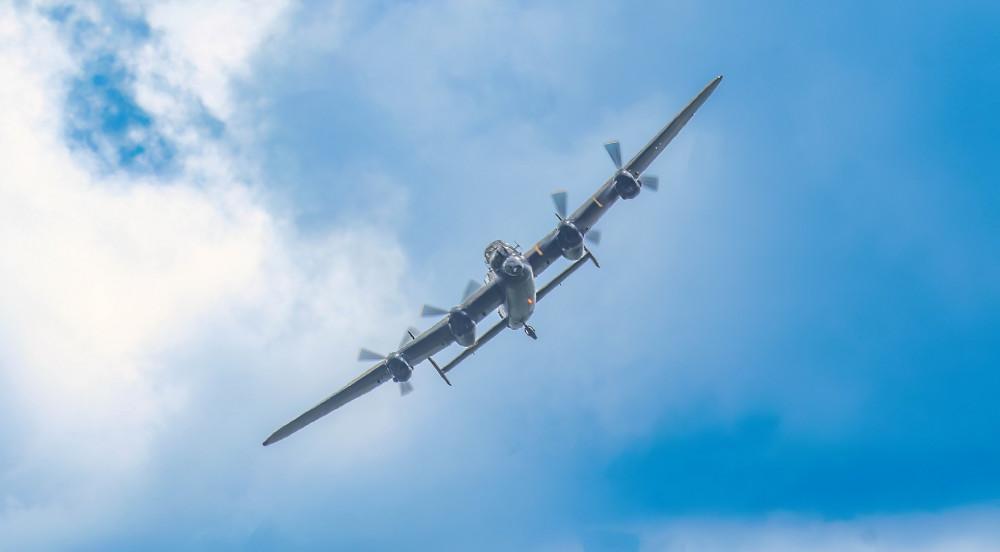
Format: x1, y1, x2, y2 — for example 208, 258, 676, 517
2, 1, 999, 550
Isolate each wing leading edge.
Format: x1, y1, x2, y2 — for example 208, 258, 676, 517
263, 362, 392, 446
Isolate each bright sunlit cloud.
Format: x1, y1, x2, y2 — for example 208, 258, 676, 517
0, 4, 411, 547
3, 1, 1000, 550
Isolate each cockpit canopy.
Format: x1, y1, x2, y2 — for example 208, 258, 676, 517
484, 240, 519, 272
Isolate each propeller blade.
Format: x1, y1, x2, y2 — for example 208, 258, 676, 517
399, 327, 421, 348
604, 140, 622, 169
420, 304, 449, 317
357, 348, 384, 362
551, 190, 568, 219
399, 381, 414, 396
462, 279, 480, 302
640, 174, 659, 192
585, 229, 601, 246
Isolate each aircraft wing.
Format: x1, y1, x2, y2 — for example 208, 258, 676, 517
399, 279, 506, 363
263, 280, 507, 446
525, 75, 722, 278
263, 362, 392, 446
459, 278, 507, 322
623, 75, 723, 176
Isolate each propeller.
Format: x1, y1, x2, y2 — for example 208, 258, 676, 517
552, 190, 569, 219
422, 278, 482, 320
356, 335, 421, 396
604, 140, 623, 169
462, 279, 480, 301
357, 348, 384, 362
549, 191, 602, 246
399, 326, 421, 348
606, 139, 658, 192
420, 304, 449, 317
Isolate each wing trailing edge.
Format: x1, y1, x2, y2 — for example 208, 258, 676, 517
263, 363, 392, 446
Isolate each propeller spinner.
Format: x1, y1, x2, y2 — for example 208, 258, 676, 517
604, 140, 659, 193
549, 190, 602, 247
356, 326, 424, 397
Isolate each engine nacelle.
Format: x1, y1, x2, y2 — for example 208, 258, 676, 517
448, 308, 477, 347
555, 221, 585, 261
385, 353, 413, 383
613, 170, 641, 200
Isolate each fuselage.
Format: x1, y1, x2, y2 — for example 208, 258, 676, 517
483, 240, 536, 329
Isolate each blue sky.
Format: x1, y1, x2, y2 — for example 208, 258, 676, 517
1, 1, 999, 551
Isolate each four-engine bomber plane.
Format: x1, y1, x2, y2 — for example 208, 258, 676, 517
263, 75, 723, 446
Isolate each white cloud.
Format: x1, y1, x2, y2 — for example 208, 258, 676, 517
5, 1, 993, 550
135, 0, 294, 121
0, 3, 413, 548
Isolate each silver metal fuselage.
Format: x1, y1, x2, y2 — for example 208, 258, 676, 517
484, 240, 536, 330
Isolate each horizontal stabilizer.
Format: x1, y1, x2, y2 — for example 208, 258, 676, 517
537, 250, 598, 302
427, 356, 452, 386
441, 317, 509, 374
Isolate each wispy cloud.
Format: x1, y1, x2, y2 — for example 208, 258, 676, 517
4, 1, 1000, 550
634, 507, 1000, 552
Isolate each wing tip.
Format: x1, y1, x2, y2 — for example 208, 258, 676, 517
262, 430, 284, 447
706, 75, 723, 93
